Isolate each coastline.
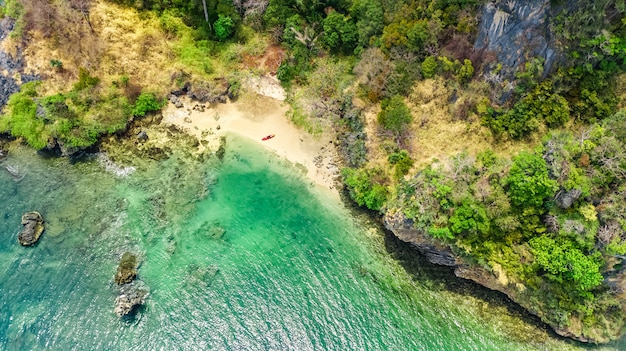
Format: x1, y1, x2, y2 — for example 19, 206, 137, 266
161, 89, 342, 199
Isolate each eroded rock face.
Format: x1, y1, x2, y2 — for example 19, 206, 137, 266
555, 188, 582, 209
114, 281, 149, 317
189, 78, 231, 104
0, 18, 40, 108
474, 0, 558, 91
18, 211, 45, 246
382, 210, 460, 267
115, 252, 138, 285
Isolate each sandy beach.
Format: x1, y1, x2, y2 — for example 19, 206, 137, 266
161, 83, 341, 197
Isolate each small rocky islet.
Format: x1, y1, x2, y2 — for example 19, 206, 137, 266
18, 211, 45, 246
113, 252, 148, 318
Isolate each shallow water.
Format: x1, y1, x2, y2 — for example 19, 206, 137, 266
0, 135, 623, 350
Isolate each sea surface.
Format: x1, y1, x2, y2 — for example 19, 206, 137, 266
0, 135, 623, 350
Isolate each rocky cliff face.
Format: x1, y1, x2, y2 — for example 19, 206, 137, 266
0, 18, 39, 108
473, 0, 559, 100
382, 209, 613, 344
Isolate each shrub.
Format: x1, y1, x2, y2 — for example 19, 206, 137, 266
421, 56, 438, 78
73, 67, 100, 91
378, 95, 412, 135
505, 151, 557, 209
428, 226, 454, 240
457, 59, 474, 84
132, 92, 165, 117
50, 59, 62, 69
388, 149, 413, 179
214, 14, 235, 41
342, 167, 389, 211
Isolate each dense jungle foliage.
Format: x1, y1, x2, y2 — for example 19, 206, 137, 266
1, 0, 626, 342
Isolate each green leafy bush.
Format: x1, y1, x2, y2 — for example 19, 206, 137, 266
214, 14, 235, 41
73, 67, 100, 91
529, 235, 603, 292
342, 167, 389, 211
421, 55, 438, 78
132, 92, 165, 117
0, 82, 48, 149
322, 11, 358, 52
505, 151, 557, 209
449, 199, 490, 237
378, 95, 412, 135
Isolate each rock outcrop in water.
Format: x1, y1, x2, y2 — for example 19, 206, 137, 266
18, 211, 45, 246
114, 281, 149, 317
115, 252, 138, 285
113, 253, 149, 317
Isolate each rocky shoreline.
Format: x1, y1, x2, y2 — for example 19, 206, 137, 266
382, 209, 624, 344
0, 8, 615, 343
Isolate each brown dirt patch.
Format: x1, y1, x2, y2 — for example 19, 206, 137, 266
242, 45, 285, 75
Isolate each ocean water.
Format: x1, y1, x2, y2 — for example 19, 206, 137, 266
0, 135, 622, 350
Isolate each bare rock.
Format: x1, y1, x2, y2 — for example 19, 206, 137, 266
114, 281, 149, 317
114, 252, 138, 285
168, 94, 184, 108
382, 210, 459, 267
137, 130, 148, 142
555, 188, 582, 209
18, 211, 45, 246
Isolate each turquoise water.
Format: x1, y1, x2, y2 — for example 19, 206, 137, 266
0, 135, 622, 350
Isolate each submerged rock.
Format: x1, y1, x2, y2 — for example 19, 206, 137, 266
18, 211, 45, 246
186, 263, 220, 288
5, 163, 25, 181
114, 281, 149, 317
115, 252, 138, 285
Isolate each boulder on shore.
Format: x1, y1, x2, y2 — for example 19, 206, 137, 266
115, 252, 138, 285
114, 281, 149, 317
18, 211, 45, 246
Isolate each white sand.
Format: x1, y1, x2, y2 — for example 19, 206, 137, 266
161, 93, 341, 197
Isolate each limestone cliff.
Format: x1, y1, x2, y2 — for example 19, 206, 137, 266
383, 209, 622, 344
474, 0, 560, 83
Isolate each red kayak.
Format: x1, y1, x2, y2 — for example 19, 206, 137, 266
262, 134, 275, 141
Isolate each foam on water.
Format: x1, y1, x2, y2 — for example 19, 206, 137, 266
95, 153, 136, 177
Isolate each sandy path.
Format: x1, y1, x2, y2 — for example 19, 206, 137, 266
161, 94, 341, 197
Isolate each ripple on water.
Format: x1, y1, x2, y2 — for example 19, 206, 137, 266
0, 140, 617, 351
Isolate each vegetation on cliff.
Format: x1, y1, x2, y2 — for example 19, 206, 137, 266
1, 0, 625, 343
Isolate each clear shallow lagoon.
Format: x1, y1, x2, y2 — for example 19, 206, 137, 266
0, 135, 622, 350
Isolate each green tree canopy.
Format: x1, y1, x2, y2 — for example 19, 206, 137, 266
505, 151, 557, 209
214, 14, 235, 41
529, 235, 603, 292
